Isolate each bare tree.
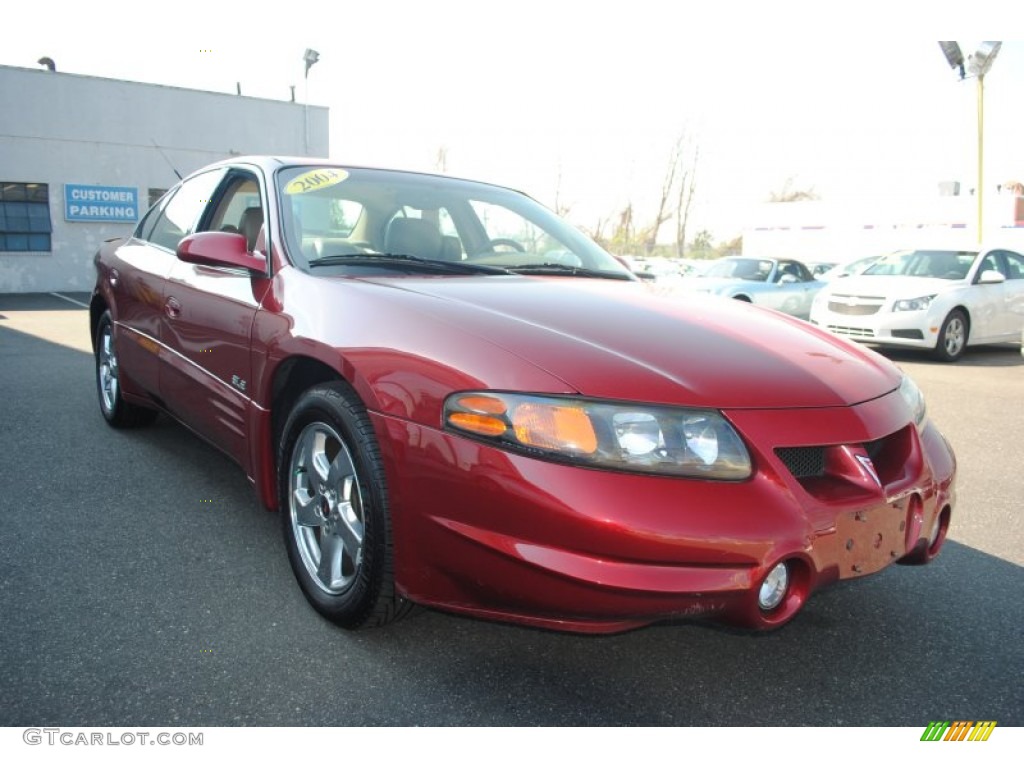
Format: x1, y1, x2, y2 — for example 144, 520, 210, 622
769, 176, 818, 202
612, 203, 635, 253
576, 132, 699, 257
552, 162, 572, 218
634, 131, 700, 258
674, 140, 699, 258
583, 215, 609, 247
690, 229, 714, 255
645, 140, 683, 254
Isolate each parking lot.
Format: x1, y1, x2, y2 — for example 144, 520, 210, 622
1, 292, 1021, 726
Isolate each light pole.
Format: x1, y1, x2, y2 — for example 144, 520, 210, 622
303, 48, 321, 155
939, 41, 1002, 243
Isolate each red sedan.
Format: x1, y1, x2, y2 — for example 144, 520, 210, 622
90, 157, 956, 633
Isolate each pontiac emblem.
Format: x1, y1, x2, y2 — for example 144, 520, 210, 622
855, 454, 881, 487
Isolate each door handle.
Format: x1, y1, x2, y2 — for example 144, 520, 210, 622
165, 296, 182, 319
109, 268, 119, 288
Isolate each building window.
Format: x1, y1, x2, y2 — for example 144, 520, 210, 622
0, 182, 52, 252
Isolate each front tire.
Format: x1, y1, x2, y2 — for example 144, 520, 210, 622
94, 310, 158, 428
278, 382, 412, 628
932, 309, 968, 362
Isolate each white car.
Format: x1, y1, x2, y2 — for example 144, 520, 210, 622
809, 246, 1024, 362
818, 253, 884, 281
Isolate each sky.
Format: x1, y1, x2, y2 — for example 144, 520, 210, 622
4, 1, 1022, 242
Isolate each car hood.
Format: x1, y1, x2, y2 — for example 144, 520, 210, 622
823, 275, 961, 299
357, 276, 901, 409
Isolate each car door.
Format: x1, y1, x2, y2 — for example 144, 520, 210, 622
967, 250, 1012, 341
974, 249, 1024, 340
773, 260, 820, 318
1001, 250, 1024, 338
159, 167, 272, 472
109, 171, 225, 398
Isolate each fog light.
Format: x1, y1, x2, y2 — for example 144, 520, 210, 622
758, 562, 789, 611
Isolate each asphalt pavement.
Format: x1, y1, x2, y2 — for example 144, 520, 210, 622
1, 293, 1021, 726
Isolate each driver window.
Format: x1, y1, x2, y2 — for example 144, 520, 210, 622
207, 173, 264, 252
147, 170, 224, 252
978, 252, 1001, 278
776, 261, 804, 282
1002, 251, 1024, 279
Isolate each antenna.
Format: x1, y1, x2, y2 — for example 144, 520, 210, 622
152, 139, 182, 181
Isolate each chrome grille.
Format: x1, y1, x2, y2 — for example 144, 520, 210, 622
827, 294, 885, 316
828, 301, 881, 315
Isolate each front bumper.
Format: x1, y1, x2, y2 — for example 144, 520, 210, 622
809, 305, 940, 350
374, 389, 956, 633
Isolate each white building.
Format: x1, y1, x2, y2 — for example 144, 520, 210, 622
742, 191, 1024, 263
0, 64, 329, 293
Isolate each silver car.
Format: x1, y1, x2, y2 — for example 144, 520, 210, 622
679, 257, 825, 318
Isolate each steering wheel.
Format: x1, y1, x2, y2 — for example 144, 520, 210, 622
481, 238, 526, 253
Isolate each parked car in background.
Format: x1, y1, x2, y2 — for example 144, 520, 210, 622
675, 256, 825, 318
805, 260, 839, 278
819, 253, 885, 281
810, 246, 1024, 361
90, 157, 955, 634
628, 256, 689, 283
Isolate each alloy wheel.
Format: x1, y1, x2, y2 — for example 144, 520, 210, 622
97, 325, 119, 414
288, 421, 365, 595
943, 316, 965, 358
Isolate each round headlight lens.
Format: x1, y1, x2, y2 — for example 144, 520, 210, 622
758, 562, 789, 611
683, 416, 720, 465
613, 412, 664, 456
898, 374, 927, 426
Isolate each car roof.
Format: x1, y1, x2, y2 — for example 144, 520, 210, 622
189, 155, 525, 196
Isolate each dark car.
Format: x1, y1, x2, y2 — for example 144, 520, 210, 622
90, 157, 955, 633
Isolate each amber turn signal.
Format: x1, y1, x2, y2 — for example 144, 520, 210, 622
513, 402, 597, 454
447, 412, 508, 437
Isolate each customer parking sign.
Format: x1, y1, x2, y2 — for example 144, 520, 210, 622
64, 184, 138, 222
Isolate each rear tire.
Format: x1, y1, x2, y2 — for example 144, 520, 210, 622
94, 310, 158, 428
278, 381, 413, 628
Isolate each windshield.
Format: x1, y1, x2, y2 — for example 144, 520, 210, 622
274, 165, 632, 277
863, 250, 976, 280
702, 258, 774, 281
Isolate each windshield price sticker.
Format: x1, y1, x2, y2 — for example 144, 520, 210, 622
285, 168, 349, 195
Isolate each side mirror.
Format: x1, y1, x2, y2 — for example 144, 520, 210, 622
978, 269, 1005, 285
778, 273, 799, 284
177, 231, 267, 273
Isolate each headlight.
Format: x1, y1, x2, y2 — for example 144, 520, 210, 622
898, 375, 927, 427
893, 295, 935, 312
444, 392, 752, 480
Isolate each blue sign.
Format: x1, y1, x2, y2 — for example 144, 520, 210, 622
64, 184, 139, 222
